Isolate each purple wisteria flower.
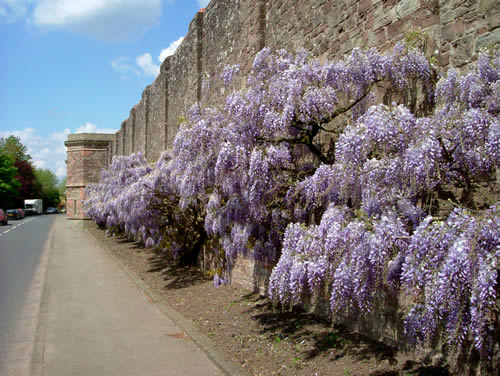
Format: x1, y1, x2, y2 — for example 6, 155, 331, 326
84, 44, 499, 359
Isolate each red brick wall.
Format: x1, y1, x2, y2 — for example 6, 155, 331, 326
68, 1, 498, 362
148, 70, 168, 162
110, 0, 498, 167
99, 0, 499, 286
65, 134, 115, 220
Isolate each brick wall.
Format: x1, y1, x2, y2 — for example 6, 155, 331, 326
164, 13, 203, 150
111, 0, 498, 165
134, 90, 148, 158
99, 0, 498, 285
148, 70, 168, 161
65, 134, 115, 220
68, 0, 498, 363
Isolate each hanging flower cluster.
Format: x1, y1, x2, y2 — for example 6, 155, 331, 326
85, 44, 499, 357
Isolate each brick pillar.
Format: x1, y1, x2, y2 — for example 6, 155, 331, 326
162, 56, 171, 151
195, 9, 204, 102
130, 108, 136, 153
144, 88, 150, 160
65, 133, 115, 220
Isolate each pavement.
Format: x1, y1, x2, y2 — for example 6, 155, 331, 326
22, 215, 247, 376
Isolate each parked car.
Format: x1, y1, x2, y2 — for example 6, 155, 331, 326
45, 207, 58, 214
0, 209, 8, 225
16, 208, 25, 218
6, 209, 21, 220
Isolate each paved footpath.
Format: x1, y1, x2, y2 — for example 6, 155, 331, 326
30, 216, 225, 376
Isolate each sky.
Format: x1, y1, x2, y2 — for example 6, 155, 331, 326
0, 0, 211, 179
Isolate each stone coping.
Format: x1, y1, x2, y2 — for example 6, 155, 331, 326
66, 133, 116, 143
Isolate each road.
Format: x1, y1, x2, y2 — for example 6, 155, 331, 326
0, 215, 233, 375
0, 214, 56, 373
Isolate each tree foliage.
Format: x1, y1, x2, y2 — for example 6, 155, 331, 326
0, 135, 32, 163
34, 168, 60, 208
0, 136, 64, 208
13, 159, 41, 207
85, 43, 499, 359
57, 176, 66, 196
0, 154, 21, 208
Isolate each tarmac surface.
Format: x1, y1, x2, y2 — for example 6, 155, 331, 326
1, 215, 245, 376
0, 215, 54, 376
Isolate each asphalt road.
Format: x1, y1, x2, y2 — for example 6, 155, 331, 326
0, 214, 56, 347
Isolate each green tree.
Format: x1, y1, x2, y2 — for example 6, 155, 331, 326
57, 176, 66, 196
0, 135, 32, 163
0, 154, 21, 208
35, 168, 58, 192
34, 168, 60, 209
44, 188, 60, 209
0, 136, 39, 207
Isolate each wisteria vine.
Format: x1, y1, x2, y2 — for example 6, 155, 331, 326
85, 43, 499, 358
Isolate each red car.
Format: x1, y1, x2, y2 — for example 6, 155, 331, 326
0, 208, 8, 225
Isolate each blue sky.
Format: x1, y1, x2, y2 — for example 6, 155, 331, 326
0, 0, 210, 178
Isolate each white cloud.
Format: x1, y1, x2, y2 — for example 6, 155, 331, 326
1, 123, 117, 179
0, 127, 70, 179
158, 36, 184, 62
32, 0, 161, 41
197, 0, 210, 7
110, 57, 141, 80
75, 122, 117, 134
110, 57, 139, 74
0, 0, 33, 23
136, 53, 160, 77
112, 37, 184, 79
0, 128, 37, 148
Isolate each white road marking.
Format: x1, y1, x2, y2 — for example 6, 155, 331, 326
0, 217, 38, 235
